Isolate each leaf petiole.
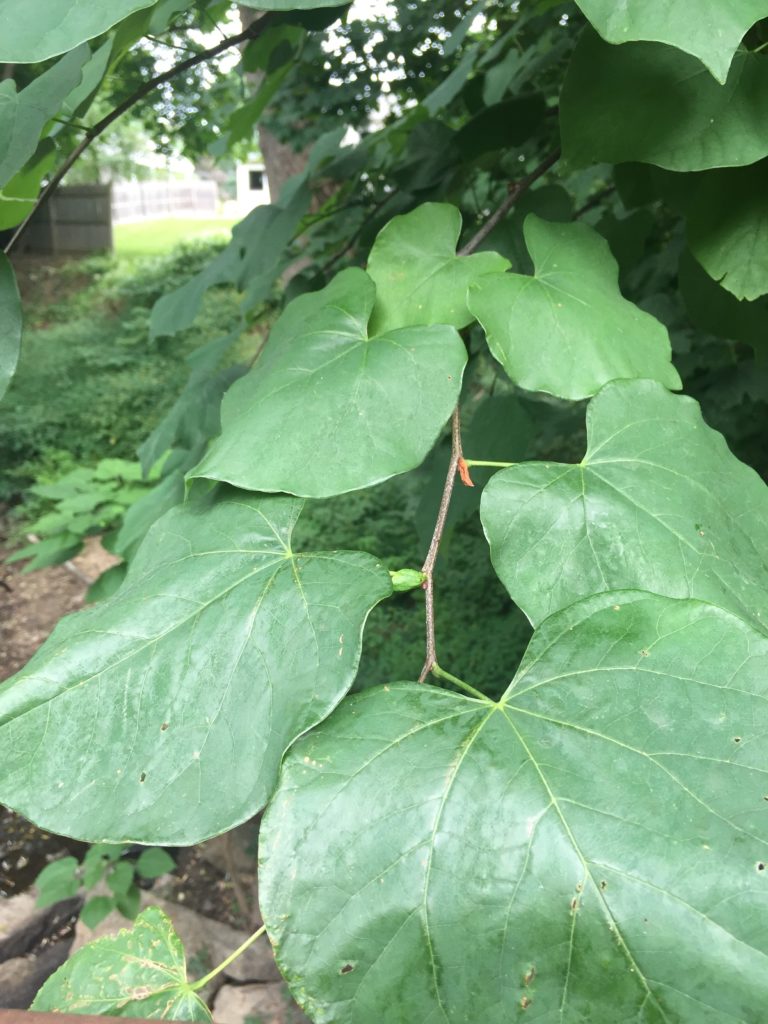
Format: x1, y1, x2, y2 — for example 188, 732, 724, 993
189, 924, 267, 991
431, 663, 491, 702
462, 459, 516, 468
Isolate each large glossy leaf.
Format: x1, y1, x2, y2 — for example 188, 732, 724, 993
561, 31, 768, 172
0, 489, 391, 844
574, 0, 768, 83
682, 162, 768, 301
56, 38, 114, 125
191, 268, 466, 498
481, 379, 768, 629
366, 203, 509, 333
0, 1, 177, 63
33, 907, 210, 1020
679, 248, 768, 353
454, 96, 548, 161
240, 1, 347, 8
0, 46, 89, 189
261, 591, 768, 1024
0, 253, 21, 401
468, 215, 680, 400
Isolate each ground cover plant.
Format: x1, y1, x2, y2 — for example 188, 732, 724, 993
1, 1, 768, 1021
0, 240, 242, 502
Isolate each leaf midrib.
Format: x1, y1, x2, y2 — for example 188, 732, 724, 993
496, 704, 672, 1022
0, 553, 293, 727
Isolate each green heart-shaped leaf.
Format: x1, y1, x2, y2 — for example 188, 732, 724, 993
33, 906, 211, 1021
261, 592, 768, 1023
0, 45, 89, 188
481, 379, 768, 629
574, 0, 768, 83
0, 253, 21, 401
682, 162, 768, 301
0, 1, 172, 63
562, 30, 768, 172
191, 267, 467, 498
240, 1, 346, 8
0, 489, 391, 844
468, 215, 680, 400
366, 202, 510, 333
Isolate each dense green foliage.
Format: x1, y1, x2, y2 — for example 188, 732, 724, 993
0, 242, 240, 500
2, 1, 768, 1021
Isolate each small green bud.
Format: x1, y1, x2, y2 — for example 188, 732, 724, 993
389, 568, 427, 592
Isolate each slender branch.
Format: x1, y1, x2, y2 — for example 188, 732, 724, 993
49, 114, 89, 132
418, 148, 561, 684
190, 924, 267, 991
3, 13, 277, 255
146, 34, 199, 53
319, 189, 397, 276
458, 148, 561, 256
418, 408, 464, 682
573, 183, 615, 220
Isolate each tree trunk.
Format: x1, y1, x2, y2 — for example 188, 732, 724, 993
238, 6, 311, 202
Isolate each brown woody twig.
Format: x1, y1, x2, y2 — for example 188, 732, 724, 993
418, 408, 464, 682
458, 148, 561, 256
419, 147, 561, 683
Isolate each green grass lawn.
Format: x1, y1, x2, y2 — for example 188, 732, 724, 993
113, 217, 236, 256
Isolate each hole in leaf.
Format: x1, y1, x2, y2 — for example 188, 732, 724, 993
734, 737, 742, 743
340, 964, 355, 974
160, 722, 169, 731
599, 880, 607, 890
139, 772, 146, 783
758, 862, 766, 872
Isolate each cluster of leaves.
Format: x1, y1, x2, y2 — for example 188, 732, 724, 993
2, 1, 768, 1023
35, 844, 176, 928
0, 240, 242, 502
5, 458, 159, 575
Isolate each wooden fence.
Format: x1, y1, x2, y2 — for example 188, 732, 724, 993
112, 180, 218, 223
22, 185, 112, 255
19, 179, 220, 255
